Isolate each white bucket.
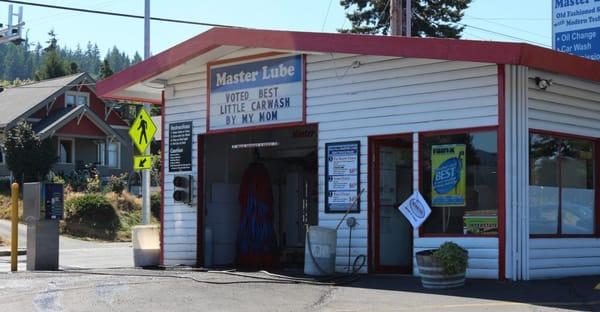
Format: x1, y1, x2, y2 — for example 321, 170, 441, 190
204, 226, 213, 268
304, 226, 337, 276
132, 225, 160, 267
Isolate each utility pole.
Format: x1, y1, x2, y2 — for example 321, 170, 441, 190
0, 5, 24, 45
405, 0, 412, 37
390, 0, 402, 36
141, 0, 151, 225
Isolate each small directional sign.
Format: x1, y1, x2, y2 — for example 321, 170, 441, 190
129, 109, 157, 154
134, 155, 153, 170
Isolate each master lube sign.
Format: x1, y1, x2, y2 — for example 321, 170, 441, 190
553, 0, 600, 60
209, 55, 303, 131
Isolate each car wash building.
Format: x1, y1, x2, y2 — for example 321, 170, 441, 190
98, 28, 600, 280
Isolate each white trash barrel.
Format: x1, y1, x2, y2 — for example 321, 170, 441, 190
204, 226, 213, 268
304, 226, 337, 276
132, 225, 160, 267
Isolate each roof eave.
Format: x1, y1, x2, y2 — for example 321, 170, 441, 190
97, 27, 600, 102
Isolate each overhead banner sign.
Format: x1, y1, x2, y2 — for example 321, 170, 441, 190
168, 121, 193, 172
325, 141, 360, 213
553, 0, 600, 60
431, 144, 466, 207
208, 55, 304, 131
398, 191, 432, 229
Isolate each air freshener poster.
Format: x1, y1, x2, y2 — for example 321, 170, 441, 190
431, 144, 466, 207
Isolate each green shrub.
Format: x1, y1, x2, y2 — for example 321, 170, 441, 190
105, 173, 128, 195
63, 193, 120, 240
0, 177, 12, 195
85, 174, 101, 193
64, 172, 87, 192
4, 120, 56, 182
433, 242, 468, 275
46, 171, 65, 185
151, 193, 161, 220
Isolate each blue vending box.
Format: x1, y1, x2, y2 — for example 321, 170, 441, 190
44, 183, 64, 220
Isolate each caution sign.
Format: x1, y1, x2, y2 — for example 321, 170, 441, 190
134, 155, 153, 170
129, 109, 156, 154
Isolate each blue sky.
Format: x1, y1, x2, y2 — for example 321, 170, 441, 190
0, 0, 551, 57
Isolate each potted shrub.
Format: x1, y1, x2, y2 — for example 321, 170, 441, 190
416, 242, 468, 289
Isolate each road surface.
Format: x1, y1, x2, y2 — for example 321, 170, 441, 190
0, 269, 598, 311
0, 219, 132, 271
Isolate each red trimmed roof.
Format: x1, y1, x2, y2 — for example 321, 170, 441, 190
97, 27, 600, 102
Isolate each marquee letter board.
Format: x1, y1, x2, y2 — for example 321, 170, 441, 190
325, 141, 360, 213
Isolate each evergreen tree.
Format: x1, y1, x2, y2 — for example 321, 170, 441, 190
35, 30, 68, 80
339, 0, 472, 38
68, 62, 79, 74
0, 29, 142, 81
99, 58, 114, 79
4, 120, 56, 183
132, 51, 142, 64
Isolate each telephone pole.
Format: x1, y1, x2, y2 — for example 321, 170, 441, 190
405, 0, 411, 36
0, 4, 24, 44
390, 0, 402, 36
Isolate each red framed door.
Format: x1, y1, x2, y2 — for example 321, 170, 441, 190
369, 135, 413, 273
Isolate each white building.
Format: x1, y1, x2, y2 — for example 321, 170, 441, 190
98, 28, 600, 280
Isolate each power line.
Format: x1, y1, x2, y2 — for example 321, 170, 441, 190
464, 17, 550, 21
458, 22, 551, 48
412, 11, 550, 48
0, 0, 240, 28
464, 15, 550, 40
321, 0, 334, 32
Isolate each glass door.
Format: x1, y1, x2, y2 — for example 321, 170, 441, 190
371, 137, 413, 273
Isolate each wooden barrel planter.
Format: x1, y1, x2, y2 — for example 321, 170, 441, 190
416, 249, 467, 289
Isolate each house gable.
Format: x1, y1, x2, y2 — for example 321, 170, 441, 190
28, 84, 128, 128
55, 114, 106, 138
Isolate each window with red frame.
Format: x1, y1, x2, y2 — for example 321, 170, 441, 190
529, 132, 595, 236
421, 129, 498, 235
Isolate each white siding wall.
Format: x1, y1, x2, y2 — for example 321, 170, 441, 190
527, 69, 600, 279
162, 50, 501, 277
162, 70, 207, 265
504, 65, 530, 280
306, 53, 499, 276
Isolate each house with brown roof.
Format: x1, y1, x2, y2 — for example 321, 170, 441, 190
0, 72, 133, 178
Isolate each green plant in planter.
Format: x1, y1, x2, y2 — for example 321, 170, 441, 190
433, 242, 468, 275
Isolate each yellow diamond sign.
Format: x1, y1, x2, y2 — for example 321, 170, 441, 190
129, 109, 156, 154
134, 155, 153, 170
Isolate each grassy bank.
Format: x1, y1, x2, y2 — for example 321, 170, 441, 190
0, 193, 23, 220
0, 190, 159, 242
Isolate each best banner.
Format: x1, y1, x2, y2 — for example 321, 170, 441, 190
431, 144, 466, 207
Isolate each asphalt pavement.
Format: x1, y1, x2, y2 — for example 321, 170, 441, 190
0, 269, 598, 311
0, 219, 133, 271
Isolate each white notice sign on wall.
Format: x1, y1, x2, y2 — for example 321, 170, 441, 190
398, 191, 432, 229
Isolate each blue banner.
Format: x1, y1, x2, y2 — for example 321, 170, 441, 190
210, 55, 302, 93
555, 27, 600, 60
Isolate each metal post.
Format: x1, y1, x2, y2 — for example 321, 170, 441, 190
406, 0, 412, 37
141, 0, 151, 225
390, 0, 402, 36
17, 6, 23, 37
11, 182, 18, 272
7, 5, 13, 29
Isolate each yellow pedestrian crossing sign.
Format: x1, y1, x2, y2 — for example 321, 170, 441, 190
134, 155, 153, 170
129, 109, 156, 154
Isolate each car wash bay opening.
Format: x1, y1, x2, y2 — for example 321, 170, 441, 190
202, 125, 318, 269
